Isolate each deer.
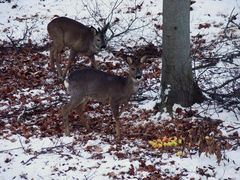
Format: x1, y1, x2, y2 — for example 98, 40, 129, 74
61, 56, 147, 142
47, 16, 109, 79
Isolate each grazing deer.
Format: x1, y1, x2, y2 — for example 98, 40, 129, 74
47, 17, 109, 79
61, 56, 147, 141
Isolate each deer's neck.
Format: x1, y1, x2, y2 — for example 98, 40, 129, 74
127, 76, 140, 94
92, 44, 101, 53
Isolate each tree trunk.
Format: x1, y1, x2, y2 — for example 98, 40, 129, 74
160, 0, 193, 112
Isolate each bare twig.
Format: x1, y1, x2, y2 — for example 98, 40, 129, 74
105, 0, 124, 26
81, 0, 149, 43
81, 0, 102, 27
223, 8, 240, 38
17, 135, 27, 152
6, 19, 36, 49
223, 8, 236, 37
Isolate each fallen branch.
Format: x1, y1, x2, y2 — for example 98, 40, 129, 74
0, 96, 66, 120
205, 74, 240, 91
203, 88, 240, 99
22, 142, 73, 165
0, 147, 23, 153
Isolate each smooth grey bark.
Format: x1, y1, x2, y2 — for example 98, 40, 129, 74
160, 0, 193, 111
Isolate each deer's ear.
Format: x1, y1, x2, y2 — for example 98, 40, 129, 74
140, 55, 147, 63
126, 57, 133, 65
91, 26, 98, 35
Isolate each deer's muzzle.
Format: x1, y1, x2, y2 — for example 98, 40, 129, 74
136, 69, 142, 79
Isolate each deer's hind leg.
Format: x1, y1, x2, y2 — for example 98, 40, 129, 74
50, 31, 65, 78
75, 98, 90, 131
54, 43, 64, 78
61, 97, 81, 136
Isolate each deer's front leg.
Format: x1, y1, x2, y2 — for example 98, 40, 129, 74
89, 55, 96, 69
111, 102, 121, 142
55, 53, 63, 78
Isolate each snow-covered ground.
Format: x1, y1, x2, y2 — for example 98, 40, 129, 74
0, 0, 240, 179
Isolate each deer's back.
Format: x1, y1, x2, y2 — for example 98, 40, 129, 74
66, 68, 130, 102
48, 17, 94, 53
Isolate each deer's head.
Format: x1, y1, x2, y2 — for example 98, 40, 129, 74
127, 56, 147, 81
92, 22, 110, 51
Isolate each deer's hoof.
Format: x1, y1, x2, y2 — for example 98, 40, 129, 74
115, 135, 122, 144
64, 128, 70, 136
85, 124, 91, 132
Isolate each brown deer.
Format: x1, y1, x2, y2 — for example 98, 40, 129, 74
61, 56, 147, 141
47, 17, 109, 79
